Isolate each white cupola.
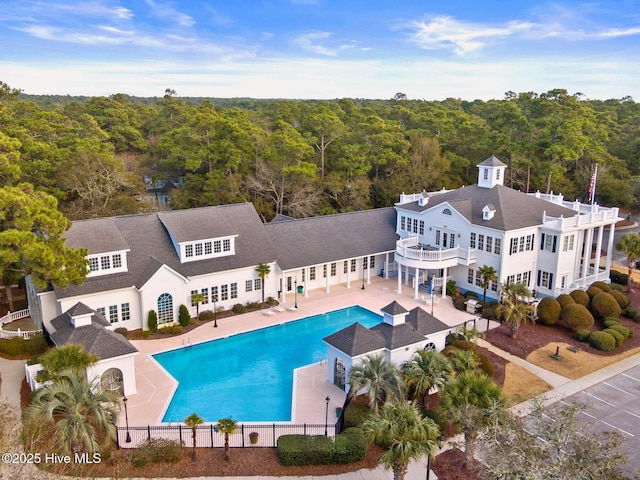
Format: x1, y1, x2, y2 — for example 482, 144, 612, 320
476, 155, 507, 189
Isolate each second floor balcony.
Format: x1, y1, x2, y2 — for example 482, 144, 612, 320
395, 236, 477, 269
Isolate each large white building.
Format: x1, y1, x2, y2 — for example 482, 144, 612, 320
27, 156, 620, 334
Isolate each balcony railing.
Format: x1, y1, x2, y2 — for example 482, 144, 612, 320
396, 236, 477, 266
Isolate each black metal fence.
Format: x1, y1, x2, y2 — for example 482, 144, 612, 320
116, 422, 337, 449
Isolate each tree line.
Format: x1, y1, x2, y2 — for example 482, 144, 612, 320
3, 82, 640, 222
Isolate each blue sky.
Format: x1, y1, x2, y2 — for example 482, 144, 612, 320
2, 0, 640, 100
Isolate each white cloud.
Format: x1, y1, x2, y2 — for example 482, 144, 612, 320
144, 0, 194, 27
293, 31, 353, 56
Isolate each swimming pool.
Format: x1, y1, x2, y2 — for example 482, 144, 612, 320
153, 306, 382, 423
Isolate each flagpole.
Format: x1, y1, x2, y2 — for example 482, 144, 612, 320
590, 164, 598, 205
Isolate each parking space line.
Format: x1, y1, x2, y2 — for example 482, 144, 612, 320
580, 411, 635, 437
602, 381, 640, 398
621, 372, 640, 383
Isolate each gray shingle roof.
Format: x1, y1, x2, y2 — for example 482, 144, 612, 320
381, 301, 409, 315
323, 322, 386, 356
397, 184, 577, 231
405, 307, 450, 335
58, 203, 279, 298
266, 208, 398, 270
370, 322, 426, 350
65, 217, 129, 255
50, 304, 138, 360
477, 155, 507, 167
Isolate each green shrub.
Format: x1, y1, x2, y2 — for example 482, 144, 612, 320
559, 304, 594, 332
245, 301, 260, 309
451, 339, 476, 351
603, 317, 621, 328
610, 283, 624, 292
266, 296, 278, 306
147, 310, 158, 333
609, 324, 632, 339
114, 327, 129, 338
343, 402, 371, 428
232, 303, 246, 314
277, 435, 335, 466
178, 304, 191, 327
446, 280, 457, 296
445, 332, 464, 345
635, 314, 640, 323
537, 297, 562, 326
569, 289, 590, 307
590, 292, 622, 319
586, 286, 603, 299
464, 291, 478, 299
556, 294, 575, 308
24, 335, 48, 356
610, 270, 628, 286
333, 429, 368, 464
131, 438, 182, 467
453, 296, 467, 311
603, 328, 624, 346
158, 325, 183, 335
476, 351, 494, 378
0, 337, 26, 356
609, 290, 630, 308
588, 331, 616, 351
590, 281, 612, 292
198, 310, 215, 320
575, 329, 591, 342
624, 307, 637, 319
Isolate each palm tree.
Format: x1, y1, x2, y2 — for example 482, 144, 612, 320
500, 281, 531, 304
37, 343, 99, 382
184, 412, 204, 461
190, 292, 205, 318
348, 354, 404, 414
439, 371, 506, 470
362, 400, 441, 480
616, 232, 640, 292
401, 350, 453, 410
447, 348, 481, 374
497, 298, 534, 338
216, 417, 238, 461
478, 265, 498, 302
23, 370, 119, 455
255, 263, 271, 304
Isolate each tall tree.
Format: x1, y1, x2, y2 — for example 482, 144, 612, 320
348, 354, 404, 414
304, 104, 345, 178
190, 292, 205, 318
439, 371, 506, 469
616, 232, 640, 292
362, 401, 441, 480
23, 370, 119, 455
0, 184, 88, 305
184, 412, 204, 461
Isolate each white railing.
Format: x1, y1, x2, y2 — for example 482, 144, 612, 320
395, 237, 476, 265
542, 208, 620, 230
0, 308, 41, 339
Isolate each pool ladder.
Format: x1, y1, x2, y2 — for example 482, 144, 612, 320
182, 338, 192, 349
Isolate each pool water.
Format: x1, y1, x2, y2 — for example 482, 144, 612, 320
154, 306, 381, 423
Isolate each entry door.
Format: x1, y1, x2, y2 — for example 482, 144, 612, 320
286, 276, 293, 292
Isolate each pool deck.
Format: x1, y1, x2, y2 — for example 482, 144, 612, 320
123, 277, 485, 427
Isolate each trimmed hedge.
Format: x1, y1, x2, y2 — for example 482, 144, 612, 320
624, 307, 637, 319
590, 292, 622, 319
586, 286, 603, 299
610, 290, 630, 308
588, 331, 616, 351
178, 304, 191, 327
232, 303, 246, 314
610, 283, 624, 292
559, 304, 594, 332
198, 310, 215, 320
537, 297, 562, 326
0, 336, 48, 357
603, 317, 621, 328
575, 329, 591, 342
610, 270, 628, 286
451, 339, 476, 351
158, 325, 183, 335
556, 294, 575, 308
603, 328, 624, 346
131, 438, 182, 467
569, 289, 590, 307
590, 281, 612, 292
343, 403, 372, 428
277, 434, 368, 466
114, 327, 129, 338
609, 324, 632, 339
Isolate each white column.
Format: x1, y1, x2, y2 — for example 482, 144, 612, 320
404, 263, 410, 285
346, 260, 351, 289
325, 263, 330, 293
384, 253, 389, 279
367, 257, 371, 284
397, 265, 402, 293
582, 227, 594, 284
281, 272, 287, 303
414, 267, 420, 299
595, 225, 604, 279
605, 224, 615, 274
303, 267, 309, 297
441, 267, 447, 300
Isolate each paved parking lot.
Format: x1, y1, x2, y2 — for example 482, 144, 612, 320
565, 365, 640, 471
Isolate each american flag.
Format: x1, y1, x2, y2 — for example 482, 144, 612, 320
588, 165, 598, 204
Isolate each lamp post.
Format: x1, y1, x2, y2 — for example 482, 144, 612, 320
294, 278, 298, 309
362, 259, 366, 290
324, 396, 330, 435
426, 435, 445, 480
123, 396, 131, 443
213, 297, 218, 328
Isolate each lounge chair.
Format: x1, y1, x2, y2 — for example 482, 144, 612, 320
274, 306, 286, 312
262, 309, 275, 316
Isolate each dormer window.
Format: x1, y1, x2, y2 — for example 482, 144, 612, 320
87, 251, 128, 277
180, 236, 235, 263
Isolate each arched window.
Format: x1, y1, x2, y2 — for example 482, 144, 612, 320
442, 208, 452, 216
157, 293, 173, 324
100, 368, 123, 395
